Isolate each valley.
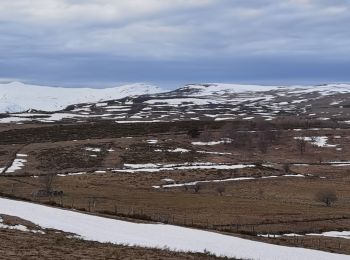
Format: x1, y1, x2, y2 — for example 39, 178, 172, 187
0, 83, 350, 259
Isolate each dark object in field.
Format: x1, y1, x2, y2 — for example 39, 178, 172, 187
216, 184, 225, 196
296, 138, 307, 155
187, 128, 200, 138
315, 189, 338, 207
283, 163, 290, 173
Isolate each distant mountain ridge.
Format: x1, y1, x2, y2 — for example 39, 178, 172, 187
1, 82, 350, 124
0, 81, 164, 113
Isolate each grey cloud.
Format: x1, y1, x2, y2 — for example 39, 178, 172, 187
0, 0, 349, 86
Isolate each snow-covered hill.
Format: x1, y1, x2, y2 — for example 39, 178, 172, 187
0, 81, 164, 113
2, 82, 350, 124
173, 83, 350, 96
174, 83, 282, 96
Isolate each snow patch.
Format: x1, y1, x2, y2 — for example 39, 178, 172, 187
192, 139, 232, 146
115, 163, 254, 173
294, 136, 337, 148
0, 197, 348, 260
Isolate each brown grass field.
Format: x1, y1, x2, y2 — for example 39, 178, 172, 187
0, 119, 350, 256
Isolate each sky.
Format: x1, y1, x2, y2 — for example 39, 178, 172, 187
0, 0, 350, 88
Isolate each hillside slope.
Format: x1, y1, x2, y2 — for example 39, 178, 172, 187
0, 82, 164, 113
1, 82, 350, 124
0, 197, 349, 260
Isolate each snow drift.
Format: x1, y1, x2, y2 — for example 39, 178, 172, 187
0, 197, 348, 260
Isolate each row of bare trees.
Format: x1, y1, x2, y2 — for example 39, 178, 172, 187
183, 181, 338, 207
188, 122, 339, 156
188, 121, 282, 154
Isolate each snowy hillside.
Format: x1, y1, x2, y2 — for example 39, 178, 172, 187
0, 197, 348, 260
2, 82, 350, 124
0, 81, 164, 113
175, 83, 350, 96
176, 83, 282, 95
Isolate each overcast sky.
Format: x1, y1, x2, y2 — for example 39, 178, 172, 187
0, 0, 349, 88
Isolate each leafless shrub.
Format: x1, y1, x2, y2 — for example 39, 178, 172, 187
232, 168, 239, 175
315, 189, 338, 207
255, 160, 263, 168
283, 163, 290, 173
257, 187, 264, 200
187, 128, 200, 138
318, 156, 323, 164
232, 132, 252, 150
199, 126, 212, 142
257, 132, 269, 154
193, 183, 203, 193
42, 171, 55, 193
216, 184, 226, 196
296, 138, 307, 155
220, 123, 234, 139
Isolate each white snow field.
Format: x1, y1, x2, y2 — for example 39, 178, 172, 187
179, 83, 350, 97
259, 231, 350, 240
2, 82, 350, 114
152, 174, 307, 189
114, 162, 254, 173
0, 81, 164, 113
0, 197, 348, 260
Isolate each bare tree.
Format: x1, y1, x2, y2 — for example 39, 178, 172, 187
32, 171, 58, 199
42, 171, 56, 194
169, 126, 179, 141
216, 184, 226, 196
187, 128, 200, 139
283, 163, 290, 173
220, 123, 234, 139
255, 119, 271, 132
193, 183, 202, 193
296, 138, 307, 155
257, 187, 264, 200
316, 156, 323, 165
257, 133, 269, 154
232, 132, 253, 150
315, 189, 338, 207
199, 126, 212, 142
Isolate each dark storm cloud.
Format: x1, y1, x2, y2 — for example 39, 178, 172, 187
0, 0, 349, 87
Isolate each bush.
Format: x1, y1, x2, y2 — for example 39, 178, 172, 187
315, 189, 338, 207
296, 138, 307, 155
187, 128, 200, 138
193, 183, 203, 193
283, 163, 290, 173
216, 184, 226, 196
